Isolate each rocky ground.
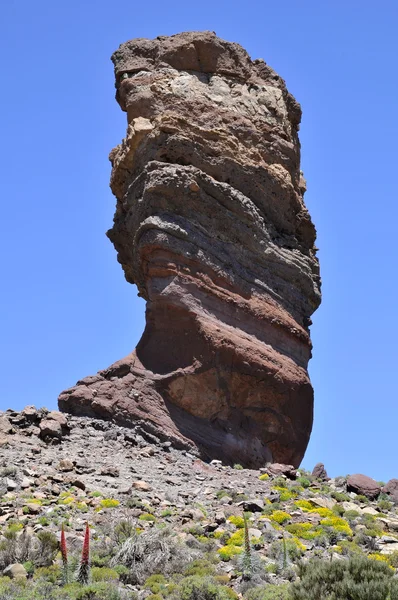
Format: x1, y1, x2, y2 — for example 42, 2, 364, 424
1, 406, 398, 599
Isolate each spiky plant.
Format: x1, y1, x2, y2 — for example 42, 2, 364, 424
76, 522, 90, 585
282, 532, 288, 570
239, 512, 253, 580
60, 523, 68, 584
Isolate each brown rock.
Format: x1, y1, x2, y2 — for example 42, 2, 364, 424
47, 411, 68, 428
58, 31, 321, 468
347, 474, 381, 500
40, 419, 62, 440
132, 480, 152, 491
312, 462, 329, 480
100, 465, 120, 477
57, 459, 74, 472
266, 463, 298, 479
25, 503, 41, 514
382, 479, 398, 504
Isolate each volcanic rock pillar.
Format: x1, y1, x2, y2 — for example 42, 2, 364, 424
59, 31, 321, 468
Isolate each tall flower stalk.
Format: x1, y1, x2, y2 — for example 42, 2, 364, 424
60, 523, 68, 584
241, 512, 253, 580
76, 522, 90, 585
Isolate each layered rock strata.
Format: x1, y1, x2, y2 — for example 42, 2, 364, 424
59, 31, 321, 467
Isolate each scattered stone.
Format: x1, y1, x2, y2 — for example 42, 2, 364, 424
25, 503, 41, 515
132, 481, 151, 491
238, 499, 264, 512
362, 507, 379, 516
5, 478, 17, 491
57, 459, 74, 472
100, 465, 120, 477
20, 478, 33, 489
307, 497, 336, 510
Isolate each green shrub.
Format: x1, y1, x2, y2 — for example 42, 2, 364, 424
387, 550, 398, 568
344, 509, 361, 520
270, 511, 291, 525
296, 477, 311, 489
269, 538, 305, 564
285, 522, 321, 540
355, 495, 370, 505
216, 490, 230, 500
33, 564, 61, 583
99, 498, 120, 509
259, 474, 269, 481
184, 559, 217, 577
139, 513, 156, 522
331, 491, 350, 502
22, 560, 34, 575
234, 464, 244, 470
332, 504, 345, 516
74, 582, 124, 599
244, 584, 291, 600
91, 566, 120, 582
218, 545, 242, 561
114, 519, 136, 544
36, 530, 59, 566
290, 555, 394, 600
177, 575, 234, 600
378, 499, 393, 512
227, 516, 245, 528
319, 516, 352, 536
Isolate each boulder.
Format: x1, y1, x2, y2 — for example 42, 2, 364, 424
266, 463, 298, 479
382, 479, 398, 503
58, 31, 321, 468
40, 419, 62, 440
3, 564, 27, 579
347, 474, 381, 500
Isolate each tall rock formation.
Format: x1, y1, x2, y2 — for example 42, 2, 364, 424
59, 31, 321, 468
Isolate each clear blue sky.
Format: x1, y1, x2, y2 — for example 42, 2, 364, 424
1, 1, 397, 481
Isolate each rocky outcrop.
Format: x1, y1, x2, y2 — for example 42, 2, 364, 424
59, 31, 321, 468
312, 463, 329, 481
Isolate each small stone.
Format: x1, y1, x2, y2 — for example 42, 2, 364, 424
132, 480, 152, 491
5, 478, 17, 491
237, 498, 264, 512
189, 181, 200, 192
25, 503, 41, 514
20, 478, 33, 489
67, 477, 86, 491
3, 564, 28, 579
57, 459, 74, 472
100, 465, 120, 477
362, 507, 379, 516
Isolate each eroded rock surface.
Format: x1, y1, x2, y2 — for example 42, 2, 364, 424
59, 31, 321, 467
